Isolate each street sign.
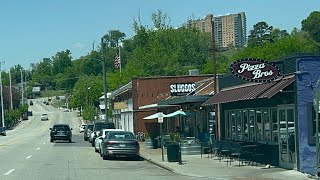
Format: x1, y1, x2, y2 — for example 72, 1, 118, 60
158, 112, 163, 123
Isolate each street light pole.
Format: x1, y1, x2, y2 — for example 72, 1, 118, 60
0, 61, 5, 128
101, 37, 109, 123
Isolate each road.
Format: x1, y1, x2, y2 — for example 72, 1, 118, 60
0, 100, 204, 180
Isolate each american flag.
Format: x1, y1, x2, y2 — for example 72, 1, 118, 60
114, 50, 121, 69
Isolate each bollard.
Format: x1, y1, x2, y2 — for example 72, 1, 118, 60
178, 141, 183, 165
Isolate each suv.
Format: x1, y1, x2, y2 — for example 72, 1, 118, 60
0, 127, 6, 136
41, 113, 49, 121
50, 124, 73, 143
84, 124, 94, 141
89, 122, 115, 147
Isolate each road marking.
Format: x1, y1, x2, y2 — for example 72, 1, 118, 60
43, 142, 46, 144
4, 169, 15, 175
36, 147, 40, 150
26, 155, 32, 159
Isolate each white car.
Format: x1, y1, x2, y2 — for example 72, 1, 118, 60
94, 129, 123, 155
79, 124, 87, 133
41, 113, 49, 121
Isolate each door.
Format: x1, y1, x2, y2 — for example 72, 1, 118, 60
278, 106, 296, 169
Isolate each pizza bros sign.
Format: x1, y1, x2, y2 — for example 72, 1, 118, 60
230, 58, 280, 82
170, 83, 196, 96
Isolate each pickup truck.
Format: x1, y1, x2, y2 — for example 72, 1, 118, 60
0, 127, 6, 136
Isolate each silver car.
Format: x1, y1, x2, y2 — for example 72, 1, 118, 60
101, 131, 140, 160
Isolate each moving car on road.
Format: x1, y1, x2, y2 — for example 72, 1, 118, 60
41, 113, 49, 121
50, 124, 73, 143
101, 131, 140, 160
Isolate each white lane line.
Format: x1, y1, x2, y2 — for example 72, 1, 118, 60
36, 147, 40, 150
4, 169, 15, 175
26, 155, 32, 159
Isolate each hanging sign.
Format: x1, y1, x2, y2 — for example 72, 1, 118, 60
158, 112, 164, 123
230, 58, 280, 82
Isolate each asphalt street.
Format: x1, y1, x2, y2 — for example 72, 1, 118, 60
0, 100, 205, 180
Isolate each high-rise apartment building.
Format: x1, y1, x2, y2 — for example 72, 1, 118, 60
188, 12, 247, 49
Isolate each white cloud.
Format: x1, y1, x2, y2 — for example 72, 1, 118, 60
72, 42, 86, 49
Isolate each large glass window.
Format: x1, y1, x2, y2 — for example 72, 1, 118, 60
236, 110, 243, 141
256, 109, 263, 141
263, 109, 271, 142
243, 110, 248, 141
248, 109, 255, 141
271, 109, 278, 142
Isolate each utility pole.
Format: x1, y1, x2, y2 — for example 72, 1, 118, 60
101, 37, 109, 123
210, 15, 219, 140
0, 61, 5, 128
21, 70, 24, 105
9, 70, 13, 110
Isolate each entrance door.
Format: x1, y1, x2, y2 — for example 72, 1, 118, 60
278, 106, 296, 169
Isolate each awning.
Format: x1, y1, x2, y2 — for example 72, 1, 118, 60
143, 112, 166, 120
202, 75, 295, 106
164, 110, 187, 117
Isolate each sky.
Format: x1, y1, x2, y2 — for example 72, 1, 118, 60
0, 0, 318, 70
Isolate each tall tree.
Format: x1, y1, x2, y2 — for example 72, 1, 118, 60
151, 10, 171, 29
248, 22, 273, 46
52, 50, 72, 75
301, 11, 320, 42
103, 30, 126, 48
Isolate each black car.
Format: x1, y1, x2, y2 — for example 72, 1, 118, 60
84, 124, 94, 141
0, 127, 6, 136
90, 122, 115, 146
29, 100, 33, 105
50, 124, 73, 143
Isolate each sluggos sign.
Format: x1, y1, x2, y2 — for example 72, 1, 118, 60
170, 83, 196, 96
230, 58, 280, 82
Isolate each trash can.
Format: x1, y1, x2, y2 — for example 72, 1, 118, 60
167, 143, 179, 162
152, 138, 158, 149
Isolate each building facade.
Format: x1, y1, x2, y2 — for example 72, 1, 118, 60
188, 12, 247, 49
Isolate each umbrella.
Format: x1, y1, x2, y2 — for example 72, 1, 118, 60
143, 112, 166, 120
164, 110, 187, 118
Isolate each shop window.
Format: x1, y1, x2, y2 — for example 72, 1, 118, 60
236, 110, 243, 141
263, 109, 271, 142
231, 111, 236, 140
256, 109, 263, 141
307, 102, 320, 145
271, 109, 278, 142
248, 109, 255, 142
225, 111, 230, 139
243, 110, 248, 141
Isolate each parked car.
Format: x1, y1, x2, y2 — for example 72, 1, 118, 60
0, 127, 6, 136
50, 124, 73, 143
41, 113, 49, 121
27, 110, 33, 116
101, 131, 140, 160
22, 113, 28, 120
94, 129, 123, 154
84, 124, 94, 141
89, 122, 115, 147
29, 100, 33, 105
79, 124, 87, 133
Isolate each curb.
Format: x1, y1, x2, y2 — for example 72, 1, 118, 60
140, 154, 176, 173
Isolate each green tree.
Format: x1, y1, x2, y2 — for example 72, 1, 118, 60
52, 50, 72, 75
248, 22, 273, 46
103, 30, 126, 48
301, 11, 320, 42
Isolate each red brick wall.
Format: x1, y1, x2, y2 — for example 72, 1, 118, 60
132, 75, 212, 134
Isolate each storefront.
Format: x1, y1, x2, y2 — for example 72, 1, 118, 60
202, 55, 320, 175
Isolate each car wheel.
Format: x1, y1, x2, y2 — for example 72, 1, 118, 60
91, 141, 95, 147
50, 139, 54, 142
99, 149, 103, 157
3, 132, 6, 136
69, 139, 72, 143
94, 147, 98, 152
102, 153, 109, 160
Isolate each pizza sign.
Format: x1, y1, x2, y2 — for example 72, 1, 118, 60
230, 58, 280, 82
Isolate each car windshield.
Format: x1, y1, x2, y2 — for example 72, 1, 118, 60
108, 132, 135, 140
87, 125, 94, 130
95, 123, 115, 131
53, 125, 70, 131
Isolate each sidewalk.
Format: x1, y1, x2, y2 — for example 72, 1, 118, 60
140, 143, 313, 180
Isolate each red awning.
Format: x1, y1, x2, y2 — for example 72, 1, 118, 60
202, 75, 295, 106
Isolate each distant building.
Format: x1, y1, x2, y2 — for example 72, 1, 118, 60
188, 12, 247, 49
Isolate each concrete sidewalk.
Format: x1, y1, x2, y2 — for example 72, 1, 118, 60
139, 143, 313, 180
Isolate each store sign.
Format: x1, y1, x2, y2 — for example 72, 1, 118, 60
230, 58, 280, 82
170, 83, 196, 96
114, 101, 127, 110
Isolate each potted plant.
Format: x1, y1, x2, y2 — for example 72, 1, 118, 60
167, 133, 181, 162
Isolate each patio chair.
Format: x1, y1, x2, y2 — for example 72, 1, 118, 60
229, 142, 245, 166
219, 140, 232, 165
